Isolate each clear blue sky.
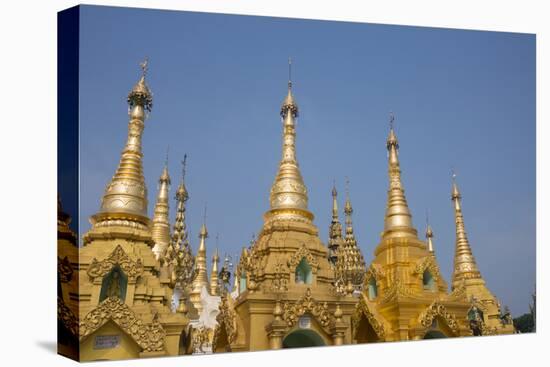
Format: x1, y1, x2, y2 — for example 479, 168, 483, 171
75, 5, 535, 316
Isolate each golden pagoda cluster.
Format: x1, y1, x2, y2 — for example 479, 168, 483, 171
58, 60, 515, 362
57, 61, 224, 361
212, 61, 514, 352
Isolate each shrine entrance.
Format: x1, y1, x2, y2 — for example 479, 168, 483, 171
423, 330, 447, 339
282, 329, 326, 348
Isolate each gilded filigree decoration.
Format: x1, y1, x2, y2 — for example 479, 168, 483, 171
287, 244, 319, 274
79, 297, 166, 352
413, 256, 441, 281
445, 280, 468, 302
58, 256, 74, 283
57, 297, 78, 336
214, 296, 238, 347
365, 264, 385, 283
87, 245, 144, 282
281, 288, 334, 332
271, 261, 289, 292
351, 297, 386, 340
418, 301, 460, 335
380, 277, 418, 304
237, 244, 265, 290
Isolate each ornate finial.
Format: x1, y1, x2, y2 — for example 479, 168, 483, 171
288, 57, 292, 89
280, 58, 299, 117
128, 59, 153, 112
344, 177, 352, 215
164, 146, 170, 168
140, 58, 149, 78
451, 168, 461, 201
203, 203, 207, 225
387, 112, 398, 149
425, 209, 434, 252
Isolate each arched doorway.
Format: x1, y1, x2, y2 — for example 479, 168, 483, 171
423, 330, 447, 339
282, 329, 326, 348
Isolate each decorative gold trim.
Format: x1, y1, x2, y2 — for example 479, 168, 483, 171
287, 244, 319, 274
213, 295, 238, 349
364, 264, 385, 283
380, 277, 419, 304
418, 301, 460, 335
87, 245, 144, 282
57, 297, 78, 336
445, 280, 468, 302
351, 297, 386, 340
413, 256, 441, 281
79, 297, 166, 352
281, 288, 334, 332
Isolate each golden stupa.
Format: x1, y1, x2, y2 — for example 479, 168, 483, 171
212, 66, 514, 352
58, 60, 514, 361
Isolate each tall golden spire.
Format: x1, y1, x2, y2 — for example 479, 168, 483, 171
328, 181, 344, 264
210, 244, 220, 296
382, 113, 416, 239
152, 151, 171, 259
92, 60, 153, 229
451, 172, 482, 288
266, 58, 312, 222
191, 204, 210, 300
172, 155, 190, 250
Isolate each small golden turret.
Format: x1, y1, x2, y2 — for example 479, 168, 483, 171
382, 113, 417, 239
190, 206, 210, 312
210, 246, 220, 296
451, 173, 482, 288
91, 60, 153, 229
328, 182, 344, 265
152, 159, 171, 259
335, 180, 366, 292
266, 58, 312, 223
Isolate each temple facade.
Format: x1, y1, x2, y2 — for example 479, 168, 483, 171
57, 60, 514, 361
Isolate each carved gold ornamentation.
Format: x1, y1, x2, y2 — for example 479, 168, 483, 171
58, 297, 78, 336
418, 301, 460, 335
87, 245, 144, 282
287, 244, 319, 274
58, 256, 74, 283
445, 280, 468, 302
271, 261, 289, 292
413, 256, 441, 281
79, 297, 166, 352
214, 296, 238, 347
365, 264, 385, 283
380, 277, 419, 304
281, 288, 334, 332
351, 297, 386, 340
